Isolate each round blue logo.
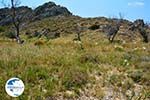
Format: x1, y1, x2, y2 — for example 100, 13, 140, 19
5, 77, 25, 97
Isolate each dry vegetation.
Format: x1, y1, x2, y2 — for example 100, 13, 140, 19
0, 17, 150, 100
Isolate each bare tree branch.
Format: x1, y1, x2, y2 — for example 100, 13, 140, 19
1, 0, 24, 44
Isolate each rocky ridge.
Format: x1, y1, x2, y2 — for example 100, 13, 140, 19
0, 1, 72, 25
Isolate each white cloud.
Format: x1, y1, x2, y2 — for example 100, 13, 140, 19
128, 1, 144, 7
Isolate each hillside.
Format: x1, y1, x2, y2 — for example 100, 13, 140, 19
0, 1, 72, 25
0, 1, 150, 100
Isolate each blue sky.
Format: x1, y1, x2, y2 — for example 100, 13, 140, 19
0, 0, 149, 22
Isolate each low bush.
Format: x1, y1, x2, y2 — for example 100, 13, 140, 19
62, 67, 88, 90
34, 40, 45, 46
4, 32, 16, 39
0, 26, 5, 32
88, 24, 100, 30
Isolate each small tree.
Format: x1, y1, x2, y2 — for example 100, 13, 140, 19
107, 13, 124, 43
1, 0, 23, 44
139, 27, 148, 43
129, 19, 149, 43
73, 24, 84, 50
107, 20, 121, 43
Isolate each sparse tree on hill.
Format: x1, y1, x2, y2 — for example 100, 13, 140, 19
129, 19, 149, 43
139, 27, 148, 43
107, 13, 123, 43
107, 21, 121, 43
73, 24, 84, 50
1, 0, 24, 44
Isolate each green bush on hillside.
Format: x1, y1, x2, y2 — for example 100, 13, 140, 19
0, 27, 5, 32
4, 32, 16, 39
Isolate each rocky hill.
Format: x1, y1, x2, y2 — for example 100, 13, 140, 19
0, 1, 150, 100
0, 2, 149, 43
0, 1, 72, 25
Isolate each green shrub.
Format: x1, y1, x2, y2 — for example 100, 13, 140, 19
109, 74, 123, 87
128, 70, 143, 83
62, 68, 88, 90
88, 24, 99, 30
80, 54, 99, 64
0, 26, 5, 32
4, 32, 16, 38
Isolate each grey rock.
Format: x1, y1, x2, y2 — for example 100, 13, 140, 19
0, 2, 72, 25
0, 6, 33, 25
33, 2, 72, 20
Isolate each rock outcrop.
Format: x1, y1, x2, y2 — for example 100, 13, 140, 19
33, 2, 72, 20
0, 6, 32, 25
0, 2, 72, 25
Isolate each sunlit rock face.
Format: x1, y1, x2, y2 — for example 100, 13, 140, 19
33, 2, 72, 20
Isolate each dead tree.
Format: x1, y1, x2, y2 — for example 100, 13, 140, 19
76, 31, 81, 42
136, 20, 149, 43
129, 19, 149, 43
11, 0, 24, 43
138, 27, 148, 43
106, 13, 124, 43
73, 24, 84, 50
1, 0, 24, 44
107, 20, 121, 42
